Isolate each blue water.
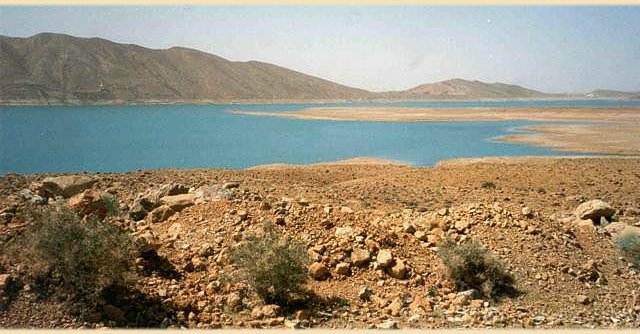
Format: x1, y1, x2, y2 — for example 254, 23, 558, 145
1, 100, 634, 174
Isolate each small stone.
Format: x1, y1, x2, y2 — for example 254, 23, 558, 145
522, 207, 533, 217
223, 181, 240, 189
414, 230, 428, 241
403, 222, 416, 234
308, 262, 329, 280
335, 226, 354, 239
377, 249, 394, 268
454, 220, 471, 232
388, 260, 408, 279
351, 248, 371, 267
103, 304, 126, 323
576, 294, 591, 305
376, 320, 399, 329
340, 206, 354, 214
335, 262, 351, 275
296, 197, 310, 206
358, 286, 373, 301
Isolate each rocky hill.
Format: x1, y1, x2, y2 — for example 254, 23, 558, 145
1, 33, 636, 104
384, 78, 554, 100
0, 33, 372, 104
585, 89, 640, 100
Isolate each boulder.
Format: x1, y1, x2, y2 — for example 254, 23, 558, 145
129, 200, 148, 221
351, 248, 371, 267
41, 175, 96, 198
67, 189, 108, 219
574, 199, 616, 222
377, 249, 394, 268
159, 193, 195, 212
308, 262, 329, 280
133, 231, 162, 253
149, 205, 176, 223
604, 222, 629, 238
193, 185, 234, 204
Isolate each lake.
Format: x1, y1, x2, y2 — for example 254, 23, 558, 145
2, 100, 638, 175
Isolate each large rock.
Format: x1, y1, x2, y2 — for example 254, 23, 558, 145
67, 189, 108, 219
133, 231, 162, 253
193, 185, 234, 204
159, 193, 195, 212
149, 205, 176, 223
144, 183, 189, 205
129, 183, 189, 220
41, 175, 96, 198
574, 200, 616, 222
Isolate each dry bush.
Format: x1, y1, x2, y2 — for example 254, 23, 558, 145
229, 221, 309, 306
8, 205, 134, 302
437, 237, 514, 298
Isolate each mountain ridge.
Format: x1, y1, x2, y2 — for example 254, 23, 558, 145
1, 33, 637, 104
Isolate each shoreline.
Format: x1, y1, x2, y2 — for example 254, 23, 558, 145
1, 97, 639, 106
7, 155, 640, 177
230, 106, 640, 155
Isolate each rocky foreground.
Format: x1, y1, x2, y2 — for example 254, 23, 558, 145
1, 157, 640, 329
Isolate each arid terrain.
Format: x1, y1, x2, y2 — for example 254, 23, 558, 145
231, 107, 640, 155
1, 156, 639, 329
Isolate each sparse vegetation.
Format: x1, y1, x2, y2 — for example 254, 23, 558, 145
481, 181, 496, 189
8, 205, 135, 303
437, 237, 514, 299
616, 232, 640, 267
229, 221, 310, 306
101, 193, 122, 217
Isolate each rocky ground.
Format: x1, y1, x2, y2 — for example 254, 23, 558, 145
1, 157, 639, 329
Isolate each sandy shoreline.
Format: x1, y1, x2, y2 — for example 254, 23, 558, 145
231, 106, 640, 155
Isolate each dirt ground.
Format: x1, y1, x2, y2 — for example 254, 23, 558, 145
1, 156, 639, 329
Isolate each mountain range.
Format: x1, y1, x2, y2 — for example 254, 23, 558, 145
0, 33, 637, 104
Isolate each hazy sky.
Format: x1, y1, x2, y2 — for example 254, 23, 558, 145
1, 6, 639, 93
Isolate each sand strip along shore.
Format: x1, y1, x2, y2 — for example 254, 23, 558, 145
230, 107, 640, 155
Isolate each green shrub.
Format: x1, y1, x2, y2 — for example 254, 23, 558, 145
481, 181, 496, 189
10, 205, 134, 301
616, 232, 640, 267
436, 237, 514, 298
229, 221, 309, 306
101, 193, 122, 218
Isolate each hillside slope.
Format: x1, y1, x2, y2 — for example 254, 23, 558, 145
0, 33, 371, 104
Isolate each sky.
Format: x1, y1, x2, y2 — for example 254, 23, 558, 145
1, 6, 639, 93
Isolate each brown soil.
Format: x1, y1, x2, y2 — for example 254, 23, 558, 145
1, 156, 640, 329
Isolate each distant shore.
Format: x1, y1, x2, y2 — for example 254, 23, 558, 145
1, 97, 638, 106
231, 106, 640, 155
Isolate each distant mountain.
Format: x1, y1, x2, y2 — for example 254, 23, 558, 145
384, 78, 554, 100
585, 89, 640, 100
0, 33, 635, 104
0, 33, 371, 104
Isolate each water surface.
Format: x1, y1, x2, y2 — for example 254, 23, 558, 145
1, 101, 628, 174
